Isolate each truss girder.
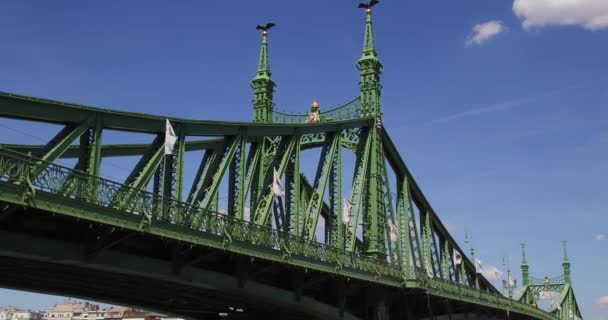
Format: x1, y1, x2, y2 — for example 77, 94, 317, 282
199, 136, 241, 211
108, 135, 165, 214
1, 139, 225, 159
285, 144, 300, 235
381, 157, 396, 265
328, 140, 342, 247
158, 129, 185, 221
252, 137, 296, 226
301, 133, 339, 240
187, 149, 217, 206
228, 138, 247, 219
361, 126, 386, 256
34, 117, 94, 164
0, 99, 496, 293
381, 129, 497, 292
0, 92, 369, 136
122, 135, 165, 191
344, 128, 371, 251
59, 116, 103, 197
0, 91, 584, 319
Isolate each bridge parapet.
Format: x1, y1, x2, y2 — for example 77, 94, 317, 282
0, 146, 402, 284
417, 274, 555, 320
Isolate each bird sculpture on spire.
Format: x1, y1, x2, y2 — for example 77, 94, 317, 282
358, 0, 379, 12
256, 22, 275, 36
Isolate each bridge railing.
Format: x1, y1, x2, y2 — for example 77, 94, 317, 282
271, 96, 362, 123
0, 147, 401, 281
0, 149, 560, 319
425, 277, 554, 320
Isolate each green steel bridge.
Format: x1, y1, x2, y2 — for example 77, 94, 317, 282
0, 4, 582, 320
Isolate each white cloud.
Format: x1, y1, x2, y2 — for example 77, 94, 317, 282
597, 234, 607, 241
466, 20, 506, 46
597, 296, 608, 308
513, 0, 608, 31
480, 265, 503, 281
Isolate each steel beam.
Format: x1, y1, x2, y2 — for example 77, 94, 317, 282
199, 136, 241, 211
252, 137, 296, 226
345, 128, 371, 252
302, 133, 338, 240
0, 92, 373, 137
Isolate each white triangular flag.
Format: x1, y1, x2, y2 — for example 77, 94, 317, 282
494, 269, 503, 280
342, 199, 352, 224
475, 258, 483, 274
426, 263, 434, 278
557, 304, 562, 311
508, 273, 515, 286
388, 220, 398, 242
453, 249, 463, 265
272, 168, 284, 198
164, 119, 178, 155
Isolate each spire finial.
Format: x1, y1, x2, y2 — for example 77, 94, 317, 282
356, 0, 383, 117
251, 22, 277, 123
521, 242, 529, 286
253, 22, 275, 78
358, 1, 379, 59
562, 240, 571, 283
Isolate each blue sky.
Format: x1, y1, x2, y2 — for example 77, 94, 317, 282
0, 0, 607, 318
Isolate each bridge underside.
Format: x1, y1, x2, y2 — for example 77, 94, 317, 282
0, 204, 351, 319
0, 204, 526, 320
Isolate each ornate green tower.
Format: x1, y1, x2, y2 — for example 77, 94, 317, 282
357, 2, 386, 258
251, 26, 276, 123
357, 5, 383, 117
562, 241, 571, 284
521, 242, 529, 286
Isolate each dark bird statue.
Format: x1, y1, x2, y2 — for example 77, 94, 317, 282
256, 22, 276, 32
358, 0, 379, 9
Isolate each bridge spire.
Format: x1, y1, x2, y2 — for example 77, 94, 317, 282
562, 240, 571, 283
521, 242, 529, 286
357, 1, 383, 117
251, 23, 277, 123
355, 1, 387, 259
